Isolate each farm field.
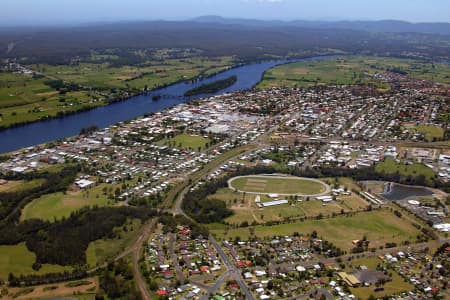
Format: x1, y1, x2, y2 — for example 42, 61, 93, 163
162, 133, 211, 150
0, 71, 101, 128
211, 210, 421, 252
85, 219, 143, 267
20, 184, 114, 222
258, 56, 450, 89
229, 175, 328, 195
0, 243, 71, 280
29, 56, 234, 90
0, 56, 233, 128
5, 277, 98, 300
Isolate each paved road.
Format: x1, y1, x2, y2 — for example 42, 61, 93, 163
209, 235, 255, 300
199, 270, 231, 300
169, 233, 186, 283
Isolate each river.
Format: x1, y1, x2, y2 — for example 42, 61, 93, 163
0, 55, 335, 153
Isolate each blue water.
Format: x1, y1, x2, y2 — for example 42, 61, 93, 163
0, 55, 335, 153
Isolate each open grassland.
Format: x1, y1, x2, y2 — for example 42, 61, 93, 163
375, 158, 437, 184
86, 219, 142, 267
349, 257, 414, 300
162, 133, 211, 150
258, 56, 450, 89
20, 184, 114, 222
5, 277, 98, 300
229, 175, 327, 195
211, 210, 421, 251
0, 243, 71, 280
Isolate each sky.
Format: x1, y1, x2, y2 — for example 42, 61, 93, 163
2, 0, 449, 25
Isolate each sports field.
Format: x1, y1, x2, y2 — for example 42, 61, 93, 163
229, 175, 328, 195
163, 133, 211, 150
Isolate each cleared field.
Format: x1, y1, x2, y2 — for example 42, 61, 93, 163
229, 175, 328, 195
21, 184, 113, 222
0, 243, 70, 280
163, 133, 211, 150
211, 210, 421, 251
6, 277, 98, 300
258, 56, 450, 89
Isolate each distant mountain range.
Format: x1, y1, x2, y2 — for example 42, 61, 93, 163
192, 16, 450, 36
1, 17, 449, 63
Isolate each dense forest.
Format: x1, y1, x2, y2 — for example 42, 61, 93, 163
184, 75, 237, 96
98, 259, 142, 300
1, 21, 449, 64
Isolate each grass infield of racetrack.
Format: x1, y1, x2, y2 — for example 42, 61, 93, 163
229, 175, 327, 195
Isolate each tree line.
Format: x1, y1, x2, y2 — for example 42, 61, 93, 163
0, 206, 157, 266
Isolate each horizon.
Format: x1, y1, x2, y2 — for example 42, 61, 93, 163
2, 0, 450, 26
1, 15, 450, 29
